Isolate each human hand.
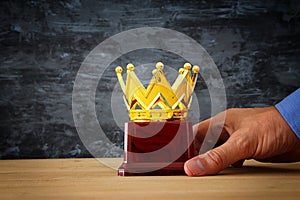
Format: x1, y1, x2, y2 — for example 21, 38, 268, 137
184, 106, 300, 176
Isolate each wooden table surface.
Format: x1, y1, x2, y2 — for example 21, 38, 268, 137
0, 158, 300, 200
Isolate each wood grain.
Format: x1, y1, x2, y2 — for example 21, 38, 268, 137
0, 158, 300, 200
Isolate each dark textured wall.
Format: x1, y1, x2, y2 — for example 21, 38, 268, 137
1, 0, 299, 159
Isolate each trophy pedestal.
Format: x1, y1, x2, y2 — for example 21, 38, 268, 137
118, 120, 194, 176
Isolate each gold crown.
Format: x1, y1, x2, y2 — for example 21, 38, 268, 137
115, 62, 199, 122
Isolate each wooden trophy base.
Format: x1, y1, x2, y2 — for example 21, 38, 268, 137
118, 120, 194, 176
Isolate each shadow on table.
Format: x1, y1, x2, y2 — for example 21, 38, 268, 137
220, 163, 300, 176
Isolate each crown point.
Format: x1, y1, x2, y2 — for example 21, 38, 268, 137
184, 62, 192, 70
127, 63, 135, 71
192, 65, 200, 73
156, 62, 164, 70
115, 66, 123, 73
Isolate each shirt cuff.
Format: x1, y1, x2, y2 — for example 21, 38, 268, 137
275, 88, 300, 139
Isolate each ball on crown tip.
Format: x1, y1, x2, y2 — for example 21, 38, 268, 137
152, 69, 158, 75
127, 63, 134, 71
184, 62, 192, 70
192, 65, 200, 73
156, 62, 164, 70
115, 66, 123, 73
178, 68, 185, 74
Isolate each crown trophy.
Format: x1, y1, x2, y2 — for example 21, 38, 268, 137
115, 62, 199, 176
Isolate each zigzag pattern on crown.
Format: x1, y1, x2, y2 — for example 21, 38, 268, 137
115, 62, 199, 121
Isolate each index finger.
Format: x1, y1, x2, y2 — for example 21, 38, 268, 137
194, 111, 229, 154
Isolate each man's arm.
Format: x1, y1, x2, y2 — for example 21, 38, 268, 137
275, 88, 300, 138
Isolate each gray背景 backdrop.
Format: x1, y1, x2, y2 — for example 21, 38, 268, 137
0, 0, 299, 159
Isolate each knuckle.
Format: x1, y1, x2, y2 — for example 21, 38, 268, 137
234, 133, 255, 157
206, 149, 227, 169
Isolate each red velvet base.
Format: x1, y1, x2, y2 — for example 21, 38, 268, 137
118, 120, 194, 176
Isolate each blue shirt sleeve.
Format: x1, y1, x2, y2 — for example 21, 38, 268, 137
275, 88, 300, 139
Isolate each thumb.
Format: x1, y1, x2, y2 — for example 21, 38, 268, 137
184, 132, 251, 176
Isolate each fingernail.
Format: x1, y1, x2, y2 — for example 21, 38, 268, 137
186, 159, 205, 176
